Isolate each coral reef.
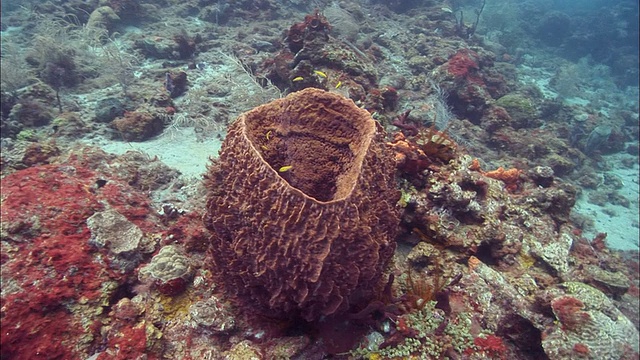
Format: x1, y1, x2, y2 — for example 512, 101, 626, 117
260, 10, 379, 98
386, 127, 458, 176
204, 88, 400, 321
285, 9, 332, 53
21, 140, 61, 166
0, 1, 638, 359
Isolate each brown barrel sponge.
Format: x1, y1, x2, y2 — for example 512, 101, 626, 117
203, 88, 400, 321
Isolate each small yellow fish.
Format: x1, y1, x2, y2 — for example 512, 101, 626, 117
278, 165, 293, 172
335, 81, 342, 89
292, 76, 304, 82
261, 145, 269, 151
265, 130, 272, 140
314, 70, 327, 78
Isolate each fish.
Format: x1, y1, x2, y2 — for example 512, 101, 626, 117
278, 165, 293, 172
335, 81, 342, 89
314, 70, 327, 78
266, 130, 272, 140
292, 76, 304, 82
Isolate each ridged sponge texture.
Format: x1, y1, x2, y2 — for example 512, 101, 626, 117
204, 88, 400, 321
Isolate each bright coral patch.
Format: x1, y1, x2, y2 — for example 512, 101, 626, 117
483, 166, 523, 192
551, 296, 591, 331
0, 163, 138, 358
447, 49, 484, 86
473, 334, 508, 359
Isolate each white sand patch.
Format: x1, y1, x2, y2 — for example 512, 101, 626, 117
83, 127, 223, 178
573, 153, 640, 251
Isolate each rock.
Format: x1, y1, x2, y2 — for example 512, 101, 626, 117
530, 232, 573, 277
86, 6, 120, 32
112, 111, 164, 142
495, 93, 539, 129
95, 97, 125, 123
586, 265, 630, 297
407, 242, 440, 268
542, 282, 639, 359
87, 209, 142, 255
529, 166, 554, 188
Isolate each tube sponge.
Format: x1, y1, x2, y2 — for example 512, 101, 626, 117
204, 88, 400, 321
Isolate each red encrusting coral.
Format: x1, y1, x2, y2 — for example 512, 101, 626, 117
0, 161, 153, 359
447, 49, 484, 86
1, 165, 107, 358
99, 180, 152, 223
483, 166, 523, 192
573, 343, 591, 356
472, 334, 508, 359
98, 322, 150, 360
551, 296, 591, 331
627, 284, 640, 299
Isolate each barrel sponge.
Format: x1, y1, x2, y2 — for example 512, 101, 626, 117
203, 88, 400, 321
